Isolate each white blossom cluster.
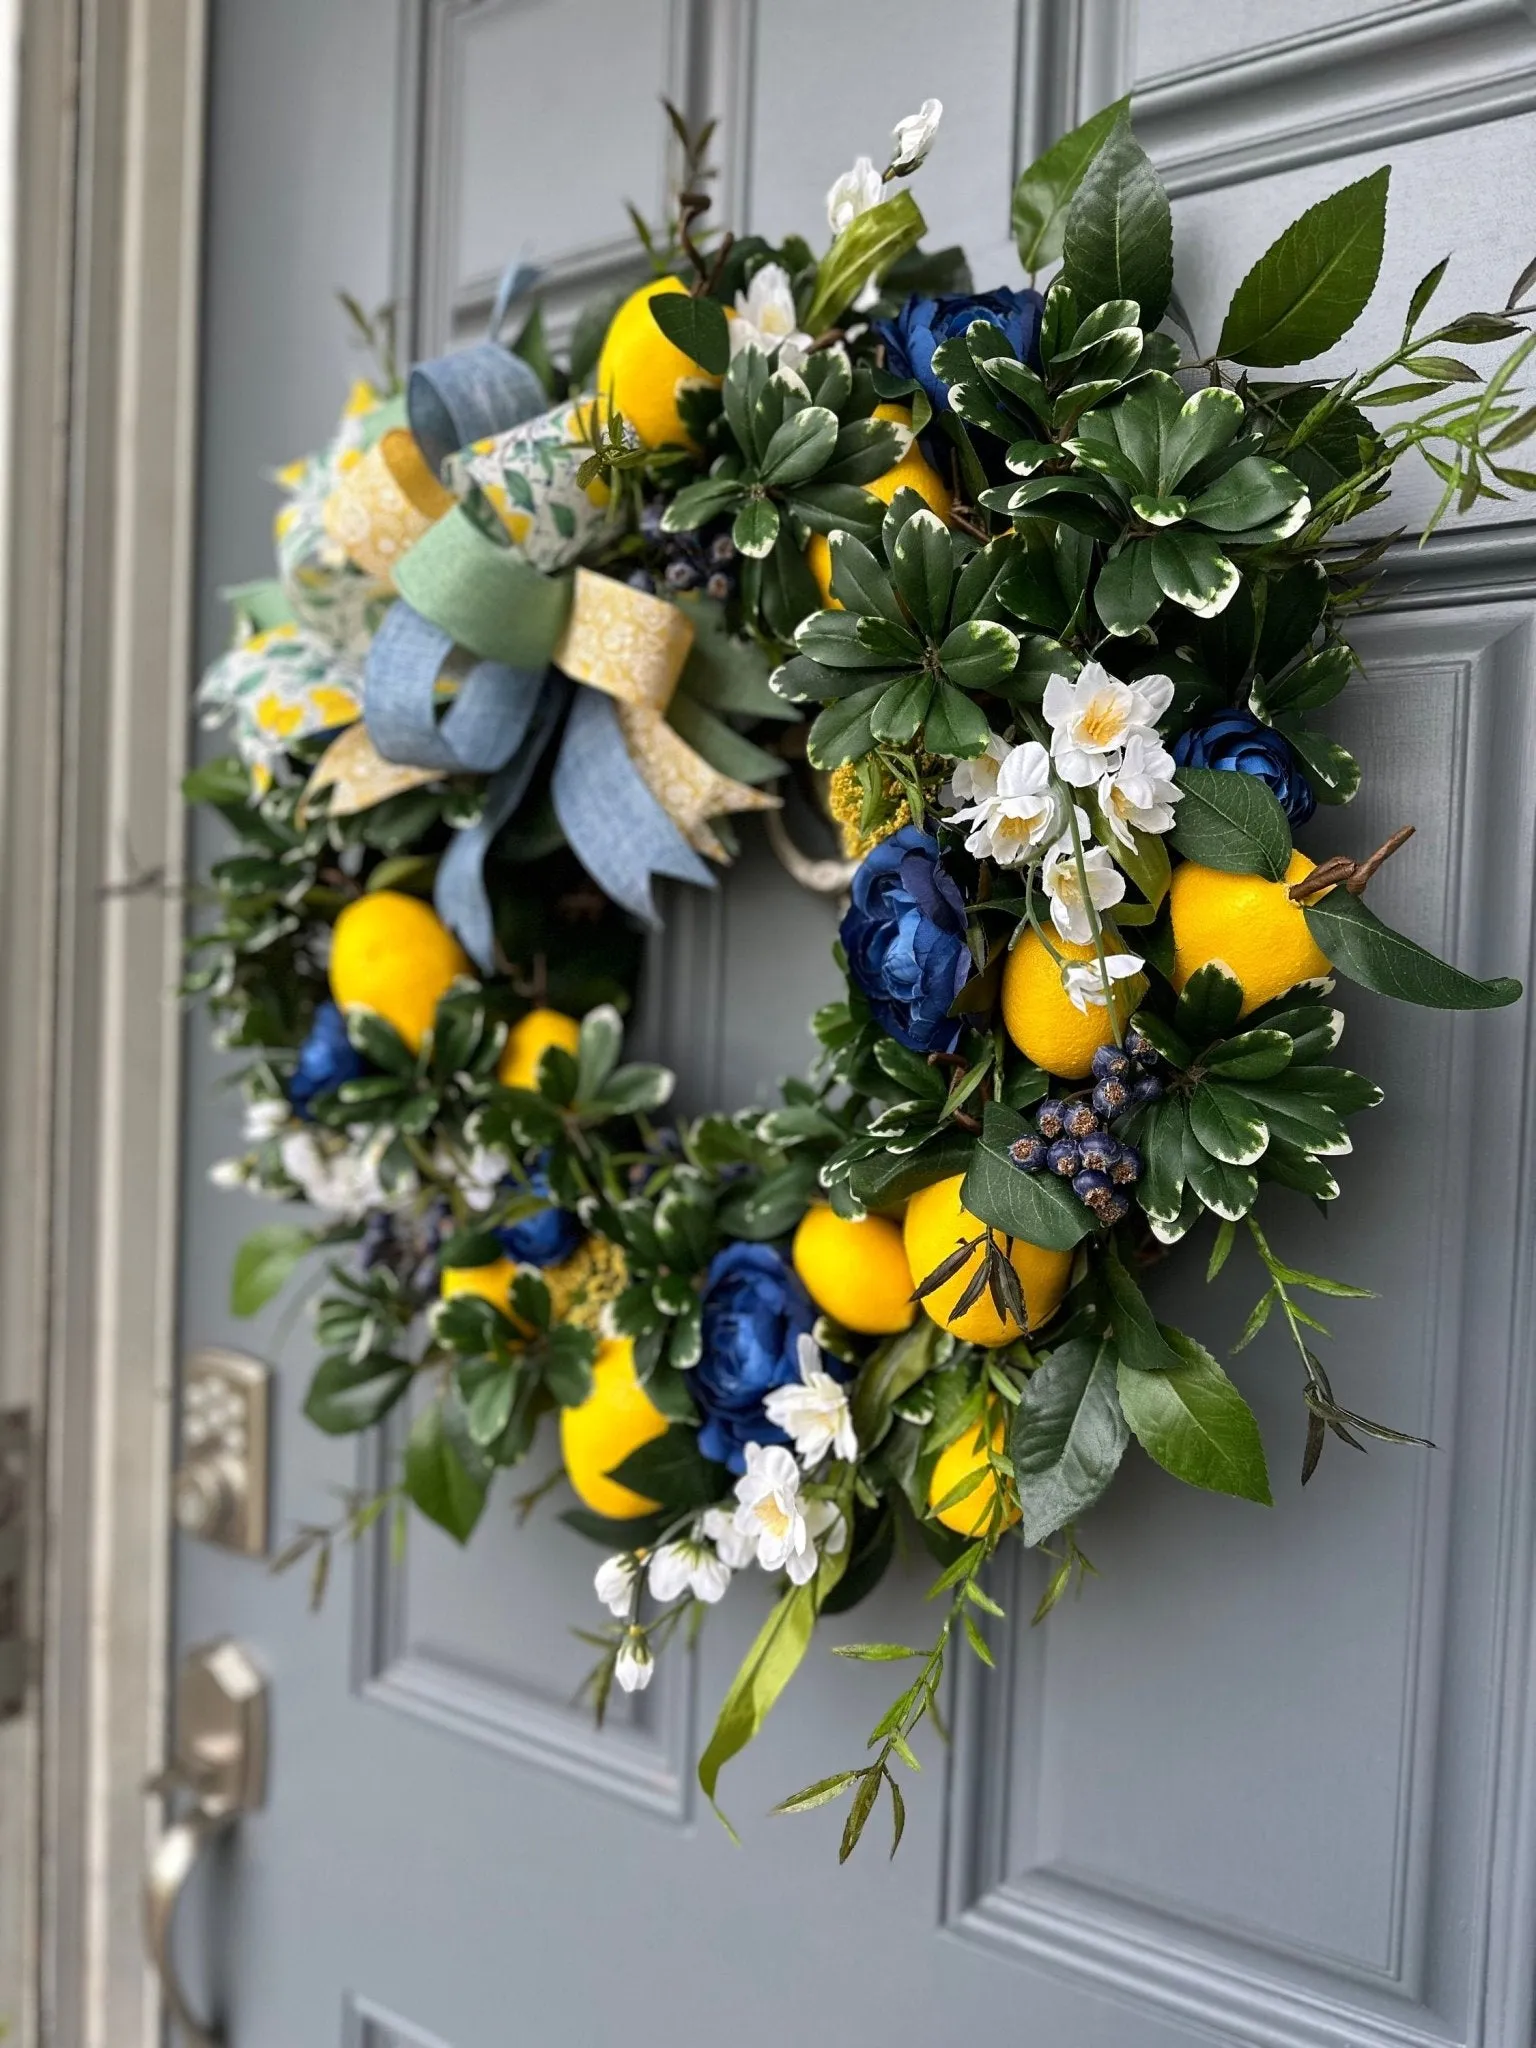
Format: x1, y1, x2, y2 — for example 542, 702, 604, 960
945, 661, 1182, 1013
597, 1332, 858, 1692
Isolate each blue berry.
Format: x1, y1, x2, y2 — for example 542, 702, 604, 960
626, 568, 657, 594
1100, 1189, 1132, 1225
1130, 1073, 1164, 1107
1047, 1137, 1081, 1178
1009, 1133, 1049, 1172
1110, 1144, 1142, 1185
1063, 1100, 1100, 1140
1124, 1028, 1162, 1071
665, 558, 700, 590
708, 532, 737, 565
1091, 1045, 1133, 1083
1036, 1097, 1068, 1138
705, 570, 734, 602
1072, 1168, 1111, 1204
1078, 1127, 1119, 1175
1092, 1077, 1130, 1118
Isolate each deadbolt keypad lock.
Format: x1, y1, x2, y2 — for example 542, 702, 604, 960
175, 1349, 271, 1556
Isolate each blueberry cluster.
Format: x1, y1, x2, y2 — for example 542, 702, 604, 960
629, 501, 739, 602
1007, 1035, 1165, 1226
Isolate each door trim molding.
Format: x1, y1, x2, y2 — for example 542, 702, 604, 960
0, 1, 207, 2043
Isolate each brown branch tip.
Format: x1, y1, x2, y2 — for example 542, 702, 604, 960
1288, 825, 1416, 901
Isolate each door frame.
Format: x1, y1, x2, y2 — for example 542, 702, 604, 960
0, 1, 206, 2043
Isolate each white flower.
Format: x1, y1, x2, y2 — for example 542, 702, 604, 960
647, 1534, 731, 1606
1096, 729, 1181, 847
889, 98, 943, 176
1062, 952, 1146, 1013
243, 1095, 289, 1143
943, 732, 1009, 809
1042, 662, 1176, 787
949, 739, 1066, 867
1041, 823, 1127, 944
700, 1503, 757, 1571
594, 1552, 640, 1618
730, 1443, 846, 1585
208, 1157, 247, 1190
614, 1631, 654, 1694
763, 1333, 859, 1469
456, 1143, 512, 1213
730, 263, 811, 361
278, 1127, 410, 1221
826, 154, 883, 235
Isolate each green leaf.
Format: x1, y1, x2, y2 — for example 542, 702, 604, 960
1149, 530, 1240, 619
773, 1770, 863, 1814
1276, 723, 1360, 805
344, 1006, 416, 1077
1061, 113, 1173, 329
1116, 1329, 1272, 1502
805, 189, 927, 334
923, 680, 992, 758
1303, 891, 1521, 1010
828, 532, 903, 623
303, 1351, 413, 1434
1094, 537, 1161, 635
960, 1102, 1096, 1253
852, 1319, 944, 1453
1218, 167, 1390, 367
1186, 457, 1307, 536
1011, 1336, 1129, 1544
663, 475, 745, 532
1169, 767, 1291, 879
796, 609, 900, 669
807, 684, 888, 767
1253, 643, 1353, 719
891, 509, 954, 638
1175, 961, 1246, 1046
607, 1425, 730, 1512
1189, 1079, 1269, 1166
937, 619, 1019, 690
732, 496, 781, 559
870, 672, 934, 745
404, 1399, 490, 1543
648, 289, 731, 376
1203, 1028, 1293, 1080
758, 405, 840, 487
230, 1223, 316, 1317
1012, 97, 1131, 272
699, 1567, 825, 1830
1102, 1242, 1181, 1371
575, 1003, 623, 1101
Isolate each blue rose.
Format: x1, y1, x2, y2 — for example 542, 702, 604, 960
288, 1001, 367, 1117
1172, 709, 1316, 826
874, 287, 1045, 417
694, 1244, 816, 1473
496, 1160, 584, 1268
840, 826, 972, 1056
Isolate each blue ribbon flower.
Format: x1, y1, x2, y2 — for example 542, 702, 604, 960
694, 1244, 817, 1474
288, 1000, 367, 1117
1172, 708, 1316, 826
496, 1159, 585, 1267
874, 287, 1045, 417
840, 826, 973, 1055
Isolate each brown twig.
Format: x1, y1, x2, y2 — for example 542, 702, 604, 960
701, 230, 736, 300
1288, 825, 1415, 901
678, 192, 713, 288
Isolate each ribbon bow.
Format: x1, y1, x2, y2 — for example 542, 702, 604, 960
304, 268, 776, 969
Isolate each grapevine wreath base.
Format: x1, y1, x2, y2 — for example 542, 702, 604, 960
192, 96, 1527, 1855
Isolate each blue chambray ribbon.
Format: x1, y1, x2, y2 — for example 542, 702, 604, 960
354, 257, 716, 968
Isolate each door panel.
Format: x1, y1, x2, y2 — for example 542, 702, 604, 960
176, 4, 1536, 2044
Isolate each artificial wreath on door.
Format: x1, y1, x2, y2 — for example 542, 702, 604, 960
188, 95, 1529, 1855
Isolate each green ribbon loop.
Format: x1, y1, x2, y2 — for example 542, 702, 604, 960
392, 509, 573, 669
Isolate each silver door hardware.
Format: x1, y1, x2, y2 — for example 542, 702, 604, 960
175, 1348, 271, 1555
0, 1409, 26, 1720
144, 1638, 268, 2045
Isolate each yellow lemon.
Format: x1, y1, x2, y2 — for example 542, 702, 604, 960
927, 1419, 1019, 1537
499, 1006, 582, 1090
902, 1175, 1071, 1349
791, 1204, 916, 1336
594, 276, 720, 450
440, 1257, 534, 1337
560, 1336, 669, 1520
1170, 849, 1331, 1017
1002, 932, 1148, 1081
806, 405, 953, 606
329, 890, 469, 1054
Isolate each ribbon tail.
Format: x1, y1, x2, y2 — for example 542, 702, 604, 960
551, 690, 712, 928
435, 676, 570, 972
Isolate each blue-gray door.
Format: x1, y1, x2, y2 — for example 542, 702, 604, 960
176, 4, 1536, 2044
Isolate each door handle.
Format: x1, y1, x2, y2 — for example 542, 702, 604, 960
143, 1639, 268, 2043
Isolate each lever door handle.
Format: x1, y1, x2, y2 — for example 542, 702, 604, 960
143, 1639, 267, 2042
144, 1810, 238, 2046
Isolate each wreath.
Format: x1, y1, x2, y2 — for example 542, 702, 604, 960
189, 95, 1530, 1857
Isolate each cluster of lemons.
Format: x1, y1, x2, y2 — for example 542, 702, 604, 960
316, 281, 1335, 1552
